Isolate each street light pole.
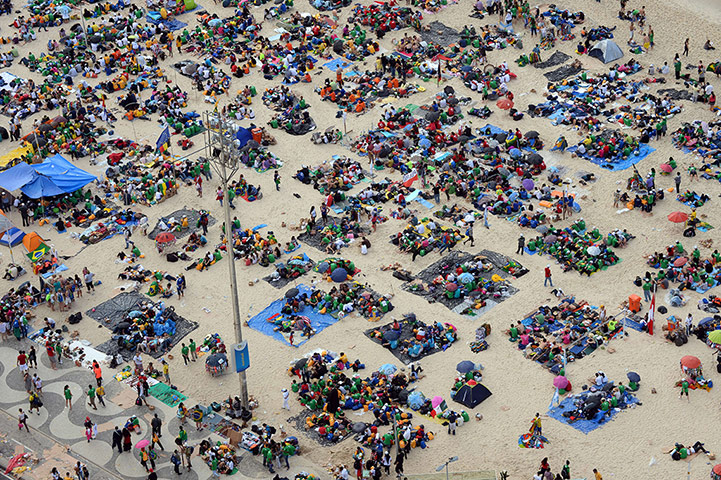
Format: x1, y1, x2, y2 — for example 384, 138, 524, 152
203, 111, 249, 409
436, 456, 458, 480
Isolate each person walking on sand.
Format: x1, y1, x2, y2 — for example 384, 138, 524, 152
162, 360, 171, 384
181, 343, 190, 365
593, 468, 603, 480
683, 38, 689, 56
189, 338, 197, 361
544, 265, 553, 287
274, 171, 281, 191
282, 388, 290, 410
680, 379, 689, 401
96, 384, 106, 407
516, 234, 525, 255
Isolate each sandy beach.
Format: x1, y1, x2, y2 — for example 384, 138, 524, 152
1, 0, 721, 478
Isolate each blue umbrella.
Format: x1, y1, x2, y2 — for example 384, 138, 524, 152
379, 364, 397, 375
458, 272, 474, 284
627, 372, 640, 383
407, 391, 425, 409
456, 360, 476, 374
699, 317, 715, 327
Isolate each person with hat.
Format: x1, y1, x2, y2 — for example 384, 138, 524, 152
282, 388, 290, 410
544, 265, 553, 287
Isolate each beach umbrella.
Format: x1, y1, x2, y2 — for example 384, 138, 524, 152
496, 97, 513, 110
316, 261, 330, 273
379, 364, 397, 375
331, 267, 348, 282
446, 282, 458, 292
155, 232, 176, 245
673, 257, 688, 267
294, 358, 308, 369
713, 464, 721, 479
351, 422, 367, 433
626, 372, 640, 383
522, 178, 534, 191
544, 234, 558, 244
527, 153, 543, 165
699, 317, 715, 327
458, 272, 474, 284
660, 163, 672, 173
407, 391, 425, 409
525, 131, 539, 139
680, 355, 701, 370
285, 287, 299, 298
383, 330, 400, 341
431, 396, 444, 408
456, 360, 476, 374
425, 111, 441, 122
587, 245, 601, 256
50, 115, 67, 126
668, 211, 688, 223
447, 97, 459, 106
536, 225, 548, 234
509, 148, 522, 159
134, 439, 150, 449
708, 330, 721, 344
553, 375, 569, 389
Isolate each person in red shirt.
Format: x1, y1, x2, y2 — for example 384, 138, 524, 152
544, 265, 553, 287
17, 350, 28, 374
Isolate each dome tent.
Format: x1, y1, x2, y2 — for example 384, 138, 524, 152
588, 39, 624, 64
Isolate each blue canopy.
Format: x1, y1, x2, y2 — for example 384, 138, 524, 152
32, 154, 97, 193
0, 155, 96, 197
0, 162, 36, 192
0, 227, 25, 247
21, 175, 66, 198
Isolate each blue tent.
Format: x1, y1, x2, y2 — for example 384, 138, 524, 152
32, 154, 97, 193
21, 175, 66, 199
235, 127, 253, 148
0, 162, 36, 192
0, 227, 25, 247
0, 155, 96, 197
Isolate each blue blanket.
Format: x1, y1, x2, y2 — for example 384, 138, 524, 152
567, 143, 655, 171
247, 284, 340, 347
547, 389, 639, 434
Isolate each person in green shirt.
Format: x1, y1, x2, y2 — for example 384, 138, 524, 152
680, 380, 689, 401
87, 385, 97, 410
64, 385, 73, 409
674, 59, 682, 80
188, 339, 197, 361
642, 280, 653, 302
177, 425, 187, 442
181, 343, 190, 365
281, 443, 295, 469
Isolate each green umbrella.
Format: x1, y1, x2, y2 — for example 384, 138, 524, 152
708, 330, 721, 344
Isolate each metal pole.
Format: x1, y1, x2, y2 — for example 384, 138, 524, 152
445, 464, 449, 480
213, 113, 249, 409
392, 404, 399, 456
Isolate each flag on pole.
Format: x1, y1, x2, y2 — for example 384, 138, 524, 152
402, 169, 418, 188
156, 127, 171, 154
548, 388, 560, 409
647, 287, 655, 335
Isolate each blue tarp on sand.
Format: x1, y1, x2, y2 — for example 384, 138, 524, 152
247, 283, 339, 347
547, 388, 639, 434
567, 143, 655, 171
322, 58, 353, 72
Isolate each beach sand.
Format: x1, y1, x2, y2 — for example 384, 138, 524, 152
3, 0, 721, 478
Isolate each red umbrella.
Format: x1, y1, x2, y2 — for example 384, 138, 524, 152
680, 355, 701, 369
660, 163, 672, 173
673, 257, 688, 267
667, 211, 688, 223
155, 232, 176, 245
497, 98, 514, 110
713, 464, 721, 478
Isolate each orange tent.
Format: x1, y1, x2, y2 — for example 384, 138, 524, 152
22, 232, 45, 253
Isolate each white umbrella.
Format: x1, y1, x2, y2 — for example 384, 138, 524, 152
587, 245, 601, 256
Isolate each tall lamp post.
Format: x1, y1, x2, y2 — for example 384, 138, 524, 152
202, 111, 249, 408
435, 456, 458, 480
